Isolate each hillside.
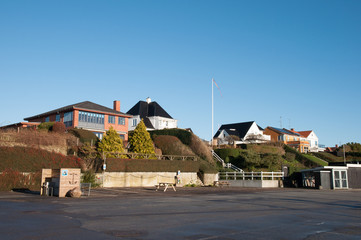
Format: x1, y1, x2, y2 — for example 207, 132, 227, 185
0, 146, 84, 191
214, 143, 329, 174
0, 129, 77, 155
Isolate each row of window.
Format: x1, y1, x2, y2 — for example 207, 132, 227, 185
109, 115, 126, 125
79, 111, 105, 124
45, 111, 126, 127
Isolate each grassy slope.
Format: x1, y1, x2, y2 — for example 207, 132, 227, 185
302, 154, 328, 166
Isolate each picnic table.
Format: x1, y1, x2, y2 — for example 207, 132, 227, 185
214, 180, 230, 187
155, 182, 176, 192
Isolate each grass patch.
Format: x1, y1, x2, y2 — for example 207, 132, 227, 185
302, 154, 328, 166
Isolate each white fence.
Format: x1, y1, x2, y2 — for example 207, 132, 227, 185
219, 171, 284, 181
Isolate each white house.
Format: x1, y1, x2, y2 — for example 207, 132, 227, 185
126, 97, 178, 131
213, 121, 271, 145
298, 130, 323, 152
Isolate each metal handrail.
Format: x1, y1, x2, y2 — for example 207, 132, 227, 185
212, 150, 243, 172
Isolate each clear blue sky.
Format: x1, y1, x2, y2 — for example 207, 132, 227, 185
1, 0, 360, 147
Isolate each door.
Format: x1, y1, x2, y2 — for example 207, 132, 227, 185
333, 170, 348, 189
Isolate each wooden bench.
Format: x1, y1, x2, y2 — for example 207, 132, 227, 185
214, 180, 230, 187
155, 182, 176, 192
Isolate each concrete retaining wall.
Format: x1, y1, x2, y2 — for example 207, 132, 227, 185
228, 180, 281, 188
95, 172, 215, 188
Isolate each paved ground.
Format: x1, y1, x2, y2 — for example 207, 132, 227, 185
1, 187, 361, 240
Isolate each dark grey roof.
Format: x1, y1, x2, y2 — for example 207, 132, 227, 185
126, 101, 173, 119
213, 121, 260, 139
24, 101, 131, 120
143, 117, 155, 129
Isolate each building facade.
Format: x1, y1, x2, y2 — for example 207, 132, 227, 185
213, 121, 271, 146
24, 100, 132, 140
126, 97, 177, 131
264, 127, 310, 153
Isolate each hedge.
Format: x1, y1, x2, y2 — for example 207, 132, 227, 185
68, 128, 98, 145
149, 129, 192, 146
0, 146, 84, 172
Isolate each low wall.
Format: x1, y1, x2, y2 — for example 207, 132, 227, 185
228, 180, 281, 188
95, 172, 210, 188
203, 173, 219, 186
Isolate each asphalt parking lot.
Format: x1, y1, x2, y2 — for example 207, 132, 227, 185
1, 187, 361, 240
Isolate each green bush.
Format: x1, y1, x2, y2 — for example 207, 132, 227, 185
38, 122, 54, 131
68, 128, 98, 145
283, 145, 318, 168
81, 170, 99, 187
215, 148, 244, 163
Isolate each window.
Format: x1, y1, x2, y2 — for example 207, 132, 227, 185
56, 114, 60, 122
118, 117, 125, 125
93, 132, 104, 140
64, 112, 73, 127
132, 119, 137, 127
119, 134, 125, 140
79, 111, 104, 124
333, 170, 348, 189
45, 117, 49, 122
108, 116, 115, 124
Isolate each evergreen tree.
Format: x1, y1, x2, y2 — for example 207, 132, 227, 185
129, 119, 155, 155
98, 126, 124, 157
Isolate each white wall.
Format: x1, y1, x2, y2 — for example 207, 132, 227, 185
307, 131, 319, 149
128, 116, 177, 131
128, 116, 141, 131
148, 116, 178, 130
95, 172, 218, 187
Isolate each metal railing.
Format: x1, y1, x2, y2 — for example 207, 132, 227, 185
219, 171, 284, 181
211, 150, 243, 172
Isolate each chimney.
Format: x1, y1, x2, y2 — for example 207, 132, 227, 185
146, 97, 151, 104
113, 100, 120, 112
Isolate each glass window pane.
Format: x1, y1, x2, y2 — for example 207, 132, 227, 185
342, 180, 347, 188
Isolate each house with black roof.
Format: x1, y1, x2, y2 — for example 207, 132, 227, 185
24, 100, 132, 140
126, 97, 177, 131
213, 121, 271, 146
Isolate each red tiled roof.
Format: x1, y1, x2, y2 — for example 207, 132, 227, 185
298, 131, 312, 138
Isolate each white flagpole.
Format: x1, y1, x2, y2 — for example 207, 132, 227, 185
211, 78, 214, 147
